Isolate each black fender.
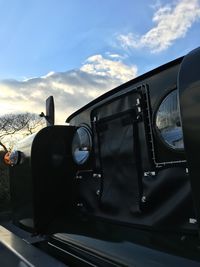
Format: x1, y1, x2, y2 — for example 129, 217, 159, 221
178, 47, 200, 232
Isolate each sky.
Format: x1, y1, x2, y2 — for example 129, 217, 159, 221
0, 0, 200, 123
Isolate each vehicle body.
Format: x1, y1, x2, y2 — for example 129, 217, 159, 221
1, 47, 200, 266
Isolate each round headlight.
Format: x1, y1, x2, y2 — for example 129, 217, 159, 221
155, 89, 184, 150
72, 127, 92, 165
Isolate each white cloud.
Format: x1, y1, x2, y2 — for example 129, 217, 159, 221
80, 54, 137, 82
41, 71, 55, 79
0, 54, 137, 124
105, 52, 125, 60
118, 0, 200, 53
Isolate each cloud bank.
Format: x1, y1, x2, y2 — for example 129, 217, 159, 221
118, 0, 200, 53
0, 54, 137, 123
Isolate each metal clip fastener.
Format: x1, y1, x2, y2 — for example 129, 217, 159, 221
141, 196, 146, 203
96, 190, 100, 196
93, 173, 101, 178
77, 203, 83, 207
189, 218, 197, 224
136, 114, 142, 121
144, 171, 156, 177
76, 175, 83, 179
136, 98, 140, 105
136, 99, 142, 113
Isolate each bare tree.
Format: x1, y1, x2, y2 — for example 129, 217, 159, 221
0, 113, 46, 213
0, 113, 46, 152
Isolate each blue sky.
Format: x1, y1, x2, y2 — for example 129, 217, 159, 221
0, 0, 145, 79
0, 0, 200, 122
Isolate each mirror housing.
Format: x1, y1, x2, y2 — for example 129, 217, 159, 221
40, 96, 55, 126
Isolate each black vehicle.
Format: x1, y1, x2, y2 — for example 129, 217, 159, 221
1, 47, 200, 266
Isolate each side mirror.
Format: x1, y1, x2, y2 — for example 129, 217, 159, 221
40, 96, 55, 126
46, 96, 55, 126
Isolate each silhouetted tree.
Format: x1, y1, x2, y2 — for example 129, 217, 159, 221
0, 113, 45, 212
0, 112, 45, 151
